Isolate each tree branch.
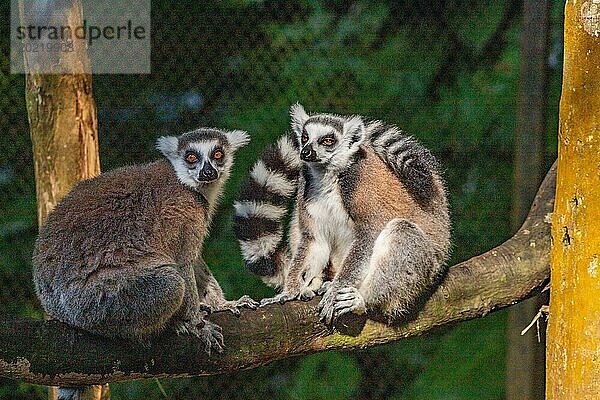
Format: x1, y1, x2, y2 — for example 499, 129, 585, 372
0, 163, 556, 386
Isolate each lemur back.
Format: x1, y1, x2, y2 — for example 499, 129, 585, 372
234, 104, 450, 323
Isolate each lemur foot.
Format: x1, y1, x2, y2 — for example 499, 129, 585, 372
260, 292, 296, 307
175, 319, 224, 355
333, 287, 366, 318
198, 320, 224, 355
319, 286, 366, 325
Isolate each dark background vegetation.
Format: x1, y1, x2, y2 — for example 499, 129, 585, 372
0, 0, 562, 398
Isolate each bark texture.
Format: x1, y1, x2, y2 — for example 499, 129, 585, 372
546, 1, 600, 398
0, 163, 555, 386
19, 0, 101, 397
21, 0, 101, 227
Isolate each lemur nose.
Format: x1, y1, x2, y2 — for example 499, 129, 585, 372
300, 145, 317, 162
198, 164, 218, 181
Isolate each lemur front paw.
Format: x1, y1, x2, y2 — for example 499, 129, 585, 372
259, 292, 296, 307
319, 286, 366, 325
233, 295, 260, 310
174, 319, 224, 355
200, 296, 259, 316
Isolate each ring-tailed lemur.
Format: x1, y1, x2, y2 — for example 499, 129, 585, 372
233, 104, 450, 324
33, 128, 258, 357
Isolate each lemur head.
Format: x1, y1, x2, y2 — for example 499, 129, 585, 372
156, 128, 250, 190
290, 103, 366, 170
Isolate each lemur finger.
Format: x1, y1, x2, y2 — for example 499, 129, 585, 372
333, 299, 356, 310
326, 307, 335, 325
237, 295, 260, 309
260, 293, 293, 307
175, 324, 189, 336
259, 297, 277, 307
336, 287, 358, 295
319, 304, 335, 325
335, 292, 357, 301
202, 336, 212, 356
210, 333, 225, 354
334, 307, 353, 318
228, 307, 241, 316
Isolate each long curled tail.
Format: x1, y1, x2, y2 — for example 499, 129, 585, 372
367, 121, 439, 202
233, 132, 301, 287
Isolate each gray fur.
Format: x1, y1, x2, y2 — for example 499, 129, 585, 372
33, 128, 256, 350
234, 105, 450, 323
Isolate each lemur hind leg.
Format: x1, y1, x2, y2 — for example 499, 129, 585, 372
172, 263, 224, 354
261, 236, 330, 306
58, 265, 186, 340
319, 230, 377, 324
359, 219, 439, 317
321, 219, 439, 324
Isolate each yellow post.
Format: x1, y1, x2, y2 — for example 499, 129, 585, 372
546, 0, 600, 398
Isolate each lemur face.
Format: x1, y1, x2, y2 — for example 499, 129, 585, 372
299, 121, 342, 164
157, 128, 249, 189
290, 103, 366, 169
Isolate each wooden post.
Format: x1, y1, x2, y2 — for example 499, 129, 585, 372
546, 0, 600, 398
18, 0, 103, 398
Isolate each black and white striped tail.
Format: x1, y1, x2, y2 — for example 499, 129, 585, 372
233, 132, 301, 287
368, 121, 438, 202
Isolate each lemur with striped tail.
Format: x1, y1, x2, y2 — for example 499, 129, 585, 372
233, 104, 450, 324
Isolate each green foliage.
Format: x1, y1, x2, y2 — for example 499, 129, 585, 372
288, 352, 362, 400
400, 313, 507, 400
0, 0, 564, 398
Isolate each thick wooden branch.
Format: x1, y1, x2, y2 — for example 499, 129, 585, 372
0, 163, 556, 386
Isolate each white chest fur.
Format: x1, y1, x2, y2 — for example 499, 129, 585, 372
305, 176, 355, 270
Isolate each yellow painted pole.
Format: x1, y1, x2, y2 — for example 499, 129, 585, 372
546, 1, 600, 398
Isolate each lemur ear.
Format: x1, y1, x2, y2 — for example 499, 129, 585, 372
290, 103, 309, 135
343, 116, 366, 146
156, 136, 179, 158
225, 130, 250, 150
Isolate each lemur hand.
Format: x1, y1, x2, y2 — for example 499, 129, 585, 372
319, 285, 366, 325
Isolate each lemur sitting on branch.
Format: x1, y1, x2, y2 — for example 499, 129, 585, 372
33, 128, 258, 353
234, 104, 450, 324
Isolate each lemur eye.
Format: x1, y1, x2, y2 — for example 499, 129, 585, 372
301, 134, 308, 144
213, 150, 224, 160
321, 137, 336, 146
185, 153, 198, 163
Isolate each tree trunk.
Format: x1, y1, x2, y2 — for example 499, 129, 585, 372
18, 0, 102, 398
546, 1, 600, 398
506, 1, 551, 399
